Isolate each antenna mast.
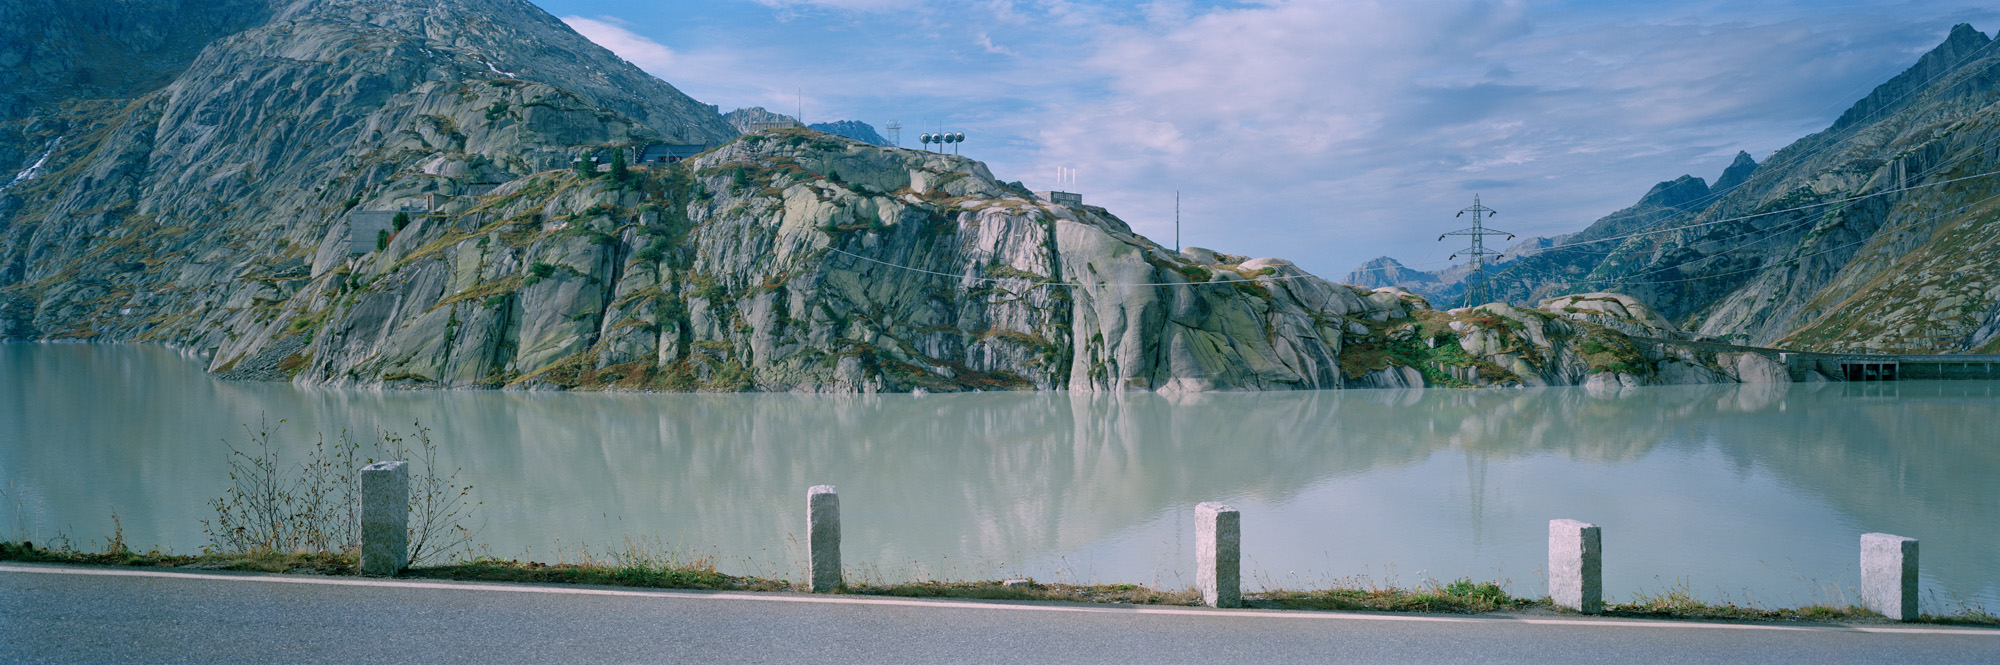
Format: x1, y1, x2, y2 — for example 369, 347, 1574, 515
1175, 189, 1181, 253
1438, 194, 1515, 307
885, 120, 901, 147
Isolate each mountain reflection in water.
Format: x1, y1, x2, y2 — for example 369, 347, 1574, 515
3, 343, 1995, 609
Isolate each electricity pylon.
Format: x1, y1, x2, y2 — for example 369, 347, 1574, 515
1439, 194, 1514, 307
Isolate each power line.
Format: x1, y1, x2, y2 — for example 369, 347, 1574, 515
1530, 131, 1997, 260
808, 150, 2000, 296
1513, 35, 2000, 258
1521, 160, 2000, 286
1439, 194, 1514, 306
822, 235, 1456, 288
1516, 186, 2000, 288
1534, 145, 2000, 256
789, 34, 2000, 298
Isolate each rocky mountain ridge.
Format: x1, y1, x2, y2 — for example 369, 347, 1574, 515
1363, 24, 2000, 354
1343, 234, 1563, 303
0, 0, 1774, 392
722, 107, 889, 146
807, 120, 889, 147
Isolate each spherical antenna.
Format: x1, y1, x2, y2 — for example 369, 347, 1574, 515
953, 132, 965, 142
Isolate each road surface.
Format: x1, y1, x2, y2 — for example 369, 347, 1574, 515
3, 563, 1997, 664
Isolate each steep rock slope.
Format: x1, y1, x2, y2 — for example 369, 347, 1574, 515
0, 0, 734, 339
0, 0, 1739, 391
255, 131, 1736, 393
1484, 24, 2000, 352
0, 0, 275, 121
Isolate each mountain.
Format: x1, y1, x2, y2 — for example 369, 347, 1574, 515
1711, 151, 1759, 194
1374, 24, 2000, 354
0, 0, 1766, 392
0, 0, 735, 341
1344, 256, 1442, 290
1342, 235, 1563, 305
807, 120, 889, 146
1504, 23, 2000, 353
723, 108, 888, 146
0, 0, 274, 120
722, 106, 799, 133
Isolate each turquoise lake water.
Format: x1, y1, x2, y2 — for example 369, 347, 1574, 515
2, 342, 1995, 611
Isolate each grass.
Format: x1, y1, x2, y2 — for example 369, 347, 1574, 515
406, 557, 784, 591
1, 540, 355, 574
1249, 576, 1535, 613
1604, 579, 2000, 626
847, 580, 1200, 605
5, 538, 1998, 625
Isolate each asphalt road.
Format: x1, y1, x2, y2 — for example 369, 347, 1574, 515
4, 563, 1998, 664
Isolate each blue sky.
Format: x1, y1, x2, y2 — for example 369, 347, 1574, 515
527, 0, 1999, 277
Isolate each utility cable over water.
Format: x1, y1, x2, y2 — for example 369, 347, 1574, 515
812, 33, 2000, 298
820, 160, 2000, 293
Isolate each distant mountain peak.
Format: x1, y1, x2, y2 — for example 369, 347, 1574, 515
808, 120, 889, 146
723, 108, 888, 146
1947, 22, 1990, 46
1639, 175, 1710, 209
1832, 23, 1992, 131
1712, 151, 1759, 194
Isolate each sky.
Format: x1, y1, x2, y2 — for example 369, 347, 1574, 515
527, 0, 1999, 278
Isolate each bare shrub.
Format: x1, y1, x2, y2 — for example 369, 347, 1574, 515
378, 424, 479, 565
202, 417, 478, 565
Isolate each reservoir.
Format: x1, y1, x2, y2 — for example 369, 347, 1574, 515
3, 342, 1995, 612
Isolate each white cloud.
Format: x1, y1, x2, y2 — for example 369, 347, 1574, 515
986, 1, 1999, 272
545, 0, 2000, 274
978, 32, 1016, 56
562, 16, 677, 73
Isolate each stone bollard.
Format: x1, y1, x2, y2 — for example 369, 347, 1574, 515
1548, 519, 1602, 614
1196, 502, 1241, 608
1860, 533, 1918, 621
807, 485, 841, 592
360, 461, 409, 576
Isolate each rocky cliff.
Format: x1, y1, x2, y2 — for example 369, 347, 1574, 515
1478, 24, 2000, 353
0, 0, 1745, 392
178, 128, 1748, 393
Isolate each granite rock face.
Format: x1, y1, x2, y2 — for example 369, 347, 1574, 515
1356, 25, 2000, 355
1483, 24, 2000, 354
0, 0, 732, 357
0, 0, 1747, 392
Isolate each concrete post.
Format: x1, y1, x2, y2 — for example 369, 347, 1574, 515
360, 461, 409, 576
807, 485, 841, 592
1548, 519, 1602, 614
1196, 502, 1240, 608
1861, 533, 1918, 621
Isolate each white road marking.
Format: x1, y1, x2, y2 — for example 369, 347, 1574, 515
4, 563, 1994, 636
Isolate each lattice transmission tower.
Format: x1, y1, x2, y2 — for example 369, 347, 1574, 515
1439, 194, 1515, 307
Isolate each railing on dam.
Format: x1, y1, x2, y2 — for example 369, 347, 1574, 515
1627, 336, 2000, 382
